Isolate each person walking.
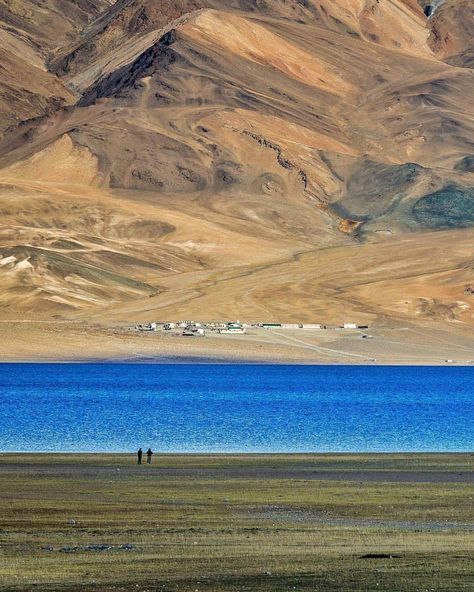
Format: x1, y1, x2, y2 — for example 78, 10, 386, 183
137, 448, 143, 465
146, 447, 153, 464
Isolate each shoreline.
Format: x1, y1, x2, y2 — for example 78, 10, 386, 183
0, 450, 474, 458
0, 357, 474, 368
1, 452, 473, 484
0, 320, 473, 365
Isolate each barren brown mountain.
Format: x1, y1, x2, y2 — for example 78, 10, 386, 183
0, 0, 473, 337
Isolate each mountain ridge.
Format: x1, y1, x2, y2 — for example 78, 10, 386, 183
0, 0, 472, 328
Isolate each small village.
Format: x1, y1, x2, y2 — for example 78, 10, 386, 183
134, 320, 370, 337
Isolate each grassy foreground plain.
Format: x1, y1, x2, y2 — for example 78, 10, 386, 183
0, 454, 473, 591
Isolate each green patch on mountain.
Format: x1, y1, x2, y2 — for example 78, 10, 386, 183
454, 155, 474, 173
413, 185, 474, 229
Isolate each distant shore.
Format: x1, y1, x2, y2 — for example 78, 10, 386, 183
0, 320, 473, 365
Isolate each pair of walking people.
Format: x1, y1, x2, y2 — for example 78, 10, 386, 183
137, 447, 153, 465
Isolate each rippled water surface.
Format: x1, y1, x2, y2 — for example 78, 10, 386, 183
0, 364, 472, 452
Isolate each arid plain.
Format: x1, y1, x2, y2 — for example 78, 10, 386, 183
1, 453, 473, 591
0, 0, 473, 361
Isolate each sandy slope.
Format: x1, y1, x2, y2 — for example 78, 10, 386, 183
0, 0, 473, 357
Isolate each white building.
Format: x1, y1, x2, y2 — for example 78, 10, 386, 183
183, 325, 205, 336
218, 322, 246, 334
137, 322, 156, 331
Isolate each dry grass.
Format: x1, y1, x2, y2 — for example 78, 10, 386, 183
0, 454, 473, 591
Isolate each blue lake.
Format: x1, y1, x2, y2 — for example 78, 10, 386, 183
0, 364, 473, 452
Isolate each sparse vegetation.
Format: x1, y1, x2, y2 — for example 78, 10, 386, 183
413, 186, 474, 229
0, 454, 473, 591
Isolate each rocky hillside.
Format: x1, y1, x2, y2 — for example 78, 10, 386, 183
0, 0, 472, 326
0, 0, 114, 131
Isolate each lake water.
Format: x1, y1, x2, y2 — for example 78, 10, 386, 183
0, 364, 473, 452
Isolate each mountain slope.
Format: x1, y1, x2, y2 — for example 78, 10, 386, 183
0, 0, 114, 132
0, 0, 472, 327
428, 0, 474, 68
